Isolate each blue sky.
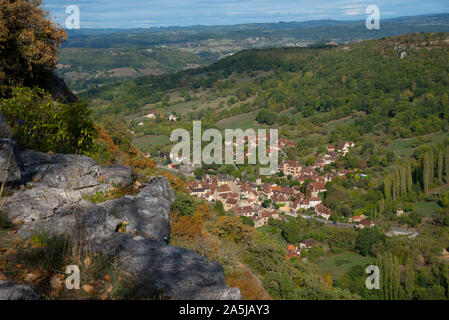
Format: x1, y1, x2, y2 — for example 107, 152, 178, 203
43, 0, 449, 29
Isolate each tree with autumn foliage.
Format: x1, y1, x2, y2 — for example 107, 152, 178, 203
0, 0, 66, 97
88, 116, 156, 170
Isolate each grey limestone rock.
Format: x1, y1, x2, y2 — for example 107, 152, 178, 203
0, 147, 240, 300
0, 281, 39, 300
0, 138, 23, 183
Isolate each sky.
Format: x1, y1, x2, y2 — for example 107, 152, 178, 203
43, 0, 449, 29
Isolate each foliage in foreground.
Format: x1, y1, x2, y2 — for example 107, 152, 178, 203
0, 87, 96, 153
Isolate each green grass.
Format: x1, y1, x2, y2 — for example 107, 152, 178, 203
386, 131, 449, 158
322, 116, 356, 132
319, 252, 374, 280
216, 111, 266, 130
133, 135, 171, 151
414, 201, 441, 217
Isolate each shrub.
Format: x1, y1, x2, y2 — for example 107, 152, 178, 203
0, 87, 96, 153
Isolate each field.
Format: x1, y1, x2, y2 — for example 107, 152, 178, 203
133, 135, 171, 151
414, 201, 442, 217
386, 131, 449, 158
215, 112, 265, 130
319, 252, 374, 280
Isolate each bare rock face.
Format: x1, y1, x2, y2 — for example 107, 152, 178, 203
0, 147, 240, 300
0, 281, 39, 300
0, 112, 12, 138
0, 139, 23, 183
98, 177, 174, 242
20, 150, 104, 190
99, 166, 134, 186
93, 233, 241, 300
40, 73, 79, 104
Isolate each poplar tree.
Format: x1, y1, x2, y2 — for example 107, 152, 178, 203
400, 166, 407, 198
422, 153, 431, 193
404, 258, 415, 299
384, 175, 392, 202
377, 252, 401, 300
429, 150, 434, 185
437, 150, 443, 183
393, 167, 400, 201
406, 161, 413, 195
445, 147, 449, 183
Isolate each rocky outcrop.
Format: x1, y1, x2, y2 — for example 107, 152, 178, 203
93, 233, 241, 299
40, 73, 79, 104
98, 179, 174, 241
0, 145, 240, 300
0, 112, 12, 138
0, 139, 23, 183
0, 281, 39, 300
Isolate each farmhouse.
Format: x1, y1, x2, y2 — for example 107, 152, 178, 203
144, 109, 159, 119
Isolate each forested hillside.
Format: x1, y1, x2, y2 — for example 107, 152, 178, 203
75, 31, 449, 300
58, 14, 449, 91
1, 0, 449, 301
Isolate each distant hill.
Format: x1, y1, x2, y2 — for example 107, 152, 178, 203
64, 14, 449, 47
58, 14, 449, 91
78, 31, 449, 158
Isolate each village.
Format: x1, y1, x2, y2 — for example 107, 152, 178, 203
186, 139, 377, 237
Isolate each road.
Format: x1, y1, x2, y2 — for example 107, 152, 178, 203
298, 214, 421, 238
385, 227, 421, 238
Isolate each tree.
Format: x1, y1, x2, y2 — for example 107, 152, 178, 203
328, 229, 358, 254
282, 222, 303, 244
406, 161, 413, 195
262, 199, 272, 208
384, 174, 392, 203
399, 166, 407, 198
210, 216, 254, 243
239, 216, 255, 227
386, 151, 395, 163
377, 252, 401, 300
214, 201, 225, 216
172, 191, 196, 216
422, 152, 431, 192
355, 228, 385, 256
262, 271, 296, 299
256, 109, 278, 125
437, 150, 444, 183
101, 115, 132, 152
404, 258, 415, 299
445, 147, 449, 183
0, 87, 95, 153
193, 167, 205, 179
0, 0, 66, 96
435, 208, 449, 227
